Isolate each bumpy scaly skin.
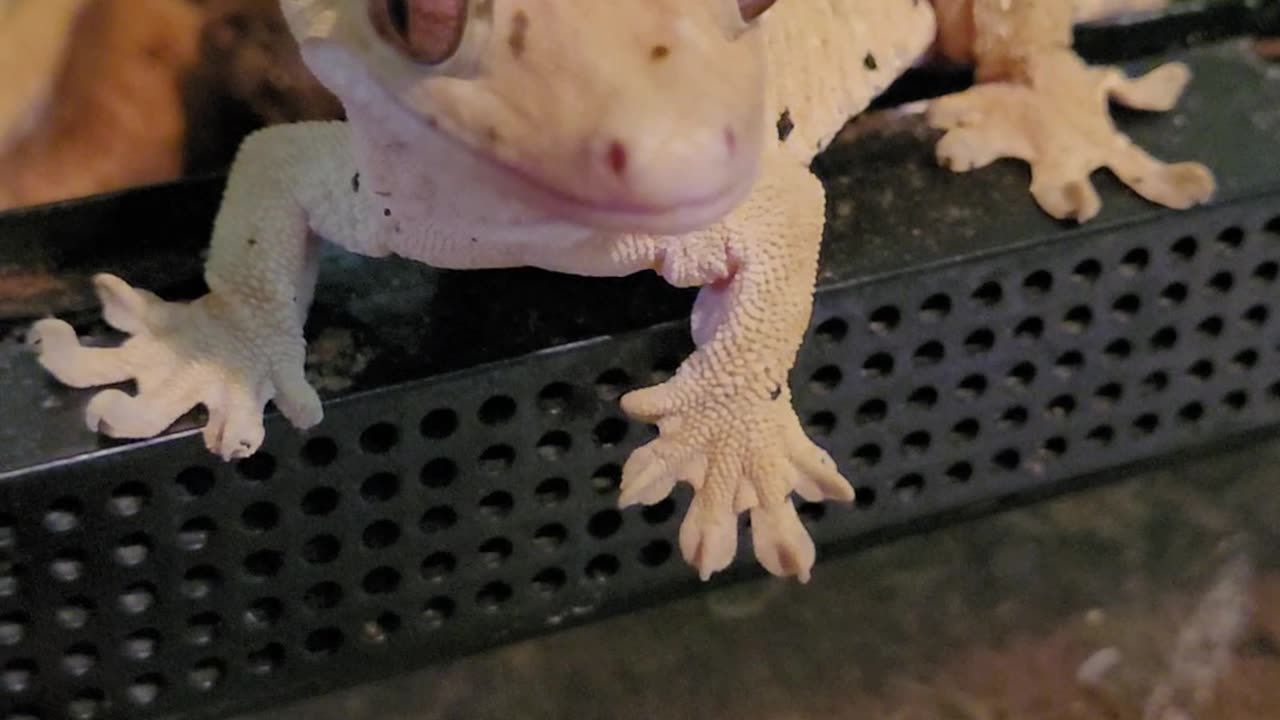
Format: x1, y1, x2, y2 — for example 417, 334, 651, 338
928, 0, 1215, 222
32, 0, 1213, 583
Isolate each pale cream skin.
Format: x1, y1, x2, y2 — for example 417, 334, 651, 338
32, 0, 1213, 582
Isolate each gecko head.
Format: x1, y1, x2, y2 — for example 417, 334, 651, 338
282, 0, 781, 234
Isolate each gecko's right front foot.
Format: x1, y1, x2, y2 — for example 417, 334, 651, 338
30, 274, 321, 460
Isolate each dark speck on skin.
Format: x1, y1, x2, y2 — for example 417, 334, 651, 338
651, 45, 669, 61
486, 127, 500, 144
777, 109, 794, 142
383, 208, 392, 217
607, 141, 628, 176
864, 52, 878, 70
509, 10, 529, 57
247, 238, 257, 246
351, 173, 360, 192
770, 384, 782, 401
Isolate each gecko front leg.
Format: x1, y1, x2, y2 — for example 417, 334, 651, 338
927, 0, 1215, 222
580, 156, 853, 583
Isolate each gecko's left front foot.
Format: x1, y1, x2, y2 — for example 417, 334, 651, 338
617, 373, 852, 583
926, 50, 1215, 222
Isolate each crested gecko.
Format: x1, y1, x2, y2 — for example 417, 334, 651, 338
30, 0, 1215, 583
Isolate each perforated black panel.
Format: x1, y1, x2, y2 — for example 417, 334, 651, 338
2, 36, 1280, 720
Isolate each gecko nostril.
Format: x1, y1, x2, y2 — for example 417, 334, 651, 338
606, 141, 628, 177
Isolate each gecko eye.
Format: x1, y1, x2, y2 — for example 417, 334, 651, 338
370, 0, 468, 65
738, 0, 778, 22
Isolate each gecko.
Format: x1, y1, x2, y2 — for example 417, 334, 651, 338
29, 0, 1215, 583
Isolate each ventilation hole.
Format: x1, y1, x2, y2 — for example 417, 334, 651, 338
113, 533, 151, 567
998, 407, 1028, 429
478, 444, 516, 473
908, 385, 939, 408
188, 659, 225, 692
59, 643, 96, 678
185, 613, 220, 646
421, 506, 457, 533
585, 554, 621, 581
479, 491, 515, 519
919, 293, 952, 320
1022, 270, 1053, 295
478, 396, 517, 425
241, 502, 280, 533
1208, 271, 1235, 294
1243, 304, 1269, 326
797, 502, 826, 523
55, 599, 92, 630
109, 483, 151, 517
643, 499, 676, 525
176, 466, 215, 498
957, 374, 988, 399
1149, 327, 1178, 351
1054, 351, 1085, 376
814, 317, 848, 343
901, 431, 931, 455
964, 329, 995, 354
1062, 306, 1093, 333
1111, 293, 1141, 318
535, 477, 570, 506
945, 462, 973, 483
247, 643, 285, 675
862, 352, 894, 378
639, 540, 673, 567
1268, 216, 1280, 235
361, 612, 401, 644
420, 408, 458, 438
868, 305, 901, 334
805, 411, 837, 436
1014, 316, 1045, 340
303, 534, 340, 565
476, 582, 514, 608
357, 472, 398, 503
810, 365, 843, 392
1073, 258, 1103, 283
0, 566, 17, 600
304, 582, 343, 611
70, 689, 106, 717
650, 355, 680, 382
362, 567, 401, 595
1217, 226, 1245, 249
362, 520, 401, 550
305, 627, 344, 657
536, 431, 572, 460
1095, 382, 1124, 406
993, 449, 1021, 471
236, 453, 276, 482
1187, 359, 1215, 381
1223, 390, 1249, 411
595, 369, 633, 400
1040, 436, 1068, 458
49, 551, 84, 582
1254, 261, 1278, 283
1161, 283, 1188, 305
2, 660, 35, 694
592, 464, 622, 494
1088, 425, 1115, 446
478, 537, 514, 566
1171, 235, 1198, 259
181, 567, 221, 600
1178, 402, 1205, 423
532, 382, 574, 416
301, 487, 339, 515
243, 598, 283, 629
421, 552, 456, 581
1198, 315, 1225, 337
421, 458, 458, 488
301, 437, 338, 466
118, 584, 155, 615
592, 419, 628, 447
1122, 247, 1150, 272
1104, 338, 1132, 361
1047, 395, 1077, 418
1232, 349, 1260, 370
243, 550, 282, 579
951, 418, 981, 441
421, 597, 455, 629
1141, 371, 1170, 394
913, 340, 945, 365
1133, 413, 1160, 435
971, 281, 1003, 306
852, 443, 882, 468
1007, 362, 1037, 388
177, 517, 216, 552
534, 523, 568, 550
894, 474, 924, 501
855, 399, 888, 424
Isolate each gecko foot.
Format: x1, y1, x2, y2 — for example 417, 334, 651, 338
926, 51, 1214, 222
617, 381, 852, 582
29, 274, 321, 460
